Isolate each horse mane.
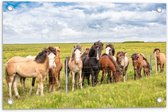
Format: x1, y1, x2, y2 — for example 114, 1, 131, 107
88, 45, 96, 57
48, 46, 56, 55
153, 48, 160, 53
141, 55, 150, 68
35, 49, 47, 63
108, 55, 121, 75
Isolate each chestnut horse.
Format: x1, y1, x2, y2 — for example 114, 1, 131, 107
5, 47, 56, 99
100, 54, 121, 83
48, 47, 62, 92
131, 53, 150, 80
116, 51, 129, 82
153, 48, 166, 73
104, 43, 116, 82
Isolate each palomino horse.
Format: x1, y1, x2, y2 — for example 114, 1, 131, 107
116, 51, 129, 82
100, 54, 121, 83
153, 48, 166, 73
5, 47, 56, 99
131, 53, 150, 80
88, 40, 103, 86
66, 45, 83, 91
48, 47, 62, 92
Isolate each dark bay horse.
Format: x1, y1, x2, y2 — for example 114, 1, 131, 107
81, 48, 91, 86
131, 53, 150, 80
116, 51, 129, 82
87, 41, 103, 86
153, 48, 166, 73
5, 47, 56, 99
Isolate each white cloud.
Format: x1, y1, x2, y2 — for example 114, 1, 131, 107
3, 2, 166, 43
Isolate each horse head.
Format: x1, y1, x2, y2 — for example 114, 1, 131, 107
72, 45, 82, 64
35, 46, 56, 69
106, 43, 115, 56
89, 41, 103, 60
116, 51, 127, 68
131, 53, 139, 70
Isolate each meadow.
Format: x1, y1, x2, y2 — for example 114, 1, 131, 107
2, 42, 166, 109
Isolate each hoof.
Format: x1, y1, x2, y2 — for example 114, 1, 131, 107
15, 95, 20, 99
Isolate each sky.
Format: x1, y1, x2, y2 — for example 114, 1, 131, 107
3, 2, 167, 44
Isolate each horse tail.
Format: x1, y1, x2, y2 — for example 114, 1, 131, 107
5, 66, 11, 83
108, 55, 121, 75
32, 77, 36, 87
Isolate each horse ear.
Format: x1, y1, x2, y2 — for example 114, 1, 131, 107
124, 52, 127, 56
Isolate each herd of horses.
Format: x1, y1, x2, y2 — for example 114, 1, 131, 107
5, 41, 166, 99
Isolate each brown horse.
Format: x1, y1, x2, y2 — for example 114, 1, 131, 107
116, 51, 129, 82
67, 45, 83, 91
131, 53, 150, 80
153, 48, 166, 73
5, 47, 56, 99
100, 54, 121, 83
49, 47, 62, 92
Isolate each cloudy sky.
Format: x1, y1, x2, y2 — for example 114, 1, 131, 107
3, 2, 166, 44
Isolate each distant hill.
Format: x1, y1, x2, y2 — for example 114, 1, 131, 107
123, 41, 144, 43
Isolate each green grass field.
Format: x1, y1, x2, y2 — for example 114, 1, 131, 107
2, 42, 166, 109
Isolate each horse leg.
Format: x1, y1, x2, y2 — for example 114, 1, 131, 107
79, 70, 83, 89
13, 75, 20, 98
101, 70, 105, 84
87, 74, 90, 85
160, 64, 164, 72
123, 69, 126, 82
138, 68, 142, 79
95, 70, 100, 85
91, 70, 95, 86
29, 77, 36, 95
134, 69, 137, 80
76, 73, 79, 89
72, 72, 75, 91
113, 71, 117, 82
36, 75, 43, 95
82, 72, 85, 86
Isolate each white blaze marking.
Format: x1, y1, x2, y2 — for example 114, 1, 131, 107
74, 49, 81, 62
48, 53, 56, 68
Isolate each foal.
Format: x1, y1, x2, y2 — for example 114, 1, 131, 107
116, 51, 129, 82
131, 53, 150, 80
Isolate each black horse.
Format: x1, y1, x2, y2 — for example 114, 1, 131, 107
82, 41, 103, 86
